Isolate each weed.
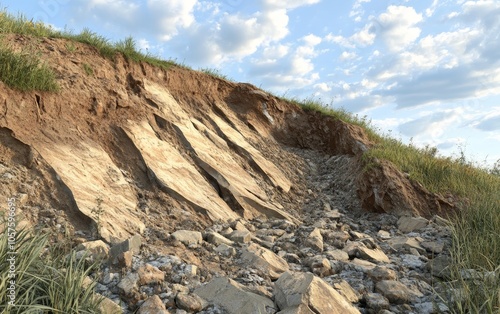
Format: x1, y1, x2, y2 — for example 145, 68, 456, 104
0, 43, 59, 92
90, 197, 104, 238
83, 63, 93, 76
200, 67, 229, 80
0, 222, 102, 313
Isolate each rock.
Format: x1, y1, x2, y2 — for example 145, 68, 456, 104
364, 293, 390, 312
194, 277, 275, 314
356, 247, 390, 264
387, 237, 425, 254
367, 266, 397, 281
306, 228, 324, 252
375, 280, 423, 304
304, 256, 332, 277
184, 264, 198, 277
205, 232, 234, 246
175, 293, 205, 312
333, 280, 360, 303
109, 234, 142, 263
426, 255, 452, 279
350, 258, 377, 271
122, 119, 239, 223
214, 243, 236, 256
377, 230, 391, 240
325, 249, 349, 261
138, 295, 170, 314
98, 295, 123, 314
76, 240, 110, 261
137, 264, 164, 285
171, 230, 203, 246
116, 251, 133, 268
229, 229, 252, 243
240, 243, 289, 279
34, 134, 145, 244
421, 241, 444, 254
397, 216, 428, 233
274, 272, 360, 314
117, 272, 139, 295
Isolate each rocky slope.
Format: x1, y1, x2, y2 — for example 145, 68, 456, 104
0, 34, 457, 313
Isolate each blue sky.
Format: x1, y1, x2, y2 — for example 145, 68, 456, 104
3, 0, 500, 167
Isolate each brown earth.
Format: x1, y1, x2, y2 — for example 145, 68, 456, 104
0, 34, 452, 245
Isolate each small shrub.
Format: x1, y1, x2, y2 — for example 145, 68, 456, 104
83, 63, 93, 76
200, 67, 229, 80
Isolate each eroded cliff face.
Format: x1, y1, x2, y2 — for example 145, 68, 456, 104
0, 34, 450, 244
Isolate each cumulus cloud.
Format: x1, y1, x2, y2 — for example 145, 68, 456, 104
374, 6, 423, 51
248, 33, 322, 91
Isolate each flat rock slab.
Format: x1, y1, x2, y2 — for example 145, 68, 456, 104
122, 119, 238, 222
397, 216, 429, 233
142, 80, 298, 224
240, 243, 289, 280
35, 133, 144, 244
274, 272, 360, 314
194, 277, 275, 314
209, 113, 292, 192
375, 280, 423, 304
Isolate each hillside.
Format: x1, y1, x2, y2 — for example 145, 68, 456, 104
0, 30, 498, 314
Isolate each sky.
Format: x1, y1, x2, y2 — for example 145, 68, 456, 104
2, 0, 500, 168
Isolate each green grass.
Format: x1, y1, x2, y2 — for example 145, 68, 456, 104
0, 223, 102, 313
200, 67, 230, 80
0, 10, 176, 76
83, 63, 93, 76
0, 43, 59, 91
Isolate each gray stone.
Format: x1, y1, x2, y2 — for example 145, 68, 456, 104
76, 240, 110, 261
109, 234, 142, 263
240, 243, 289, 279
367, 266, 397, 281
364, 293, 390, 312
194, 277, 275, 314
333, 280, 360, 303
175, 293, 205, 312
375, 280, 423, 304
325, 249, 349, 261
137, 264, 164, 285
426, 255, 452, 279
274, 272, 360, 314
388, 237, 425, 254
356, 247, 390, 263
117, 273, 139, 295
229, 229, 252, 243
171, 230, 203, 246
98, 295, 123, 314
397, 216, 429, 233
306, 228, 324, 252
138, 295, 169, 314
421, 241, 444, 254
214, 243, 236, 256
205, 232, 234, 246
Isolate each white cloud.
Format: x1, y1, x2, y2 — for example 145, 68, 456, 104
262, 0, 320, 10
375, 6, 423, 51
425, 0, 440, 17
339, 51, 357, 61
398, 109, 462, 138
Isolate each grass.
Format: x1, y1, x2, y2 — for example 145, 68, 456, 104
83, 63, 93, 76
291, 98, 500, 313
0, 42, 59, 91
200, 67, 230, 80
0, 222, 102, 313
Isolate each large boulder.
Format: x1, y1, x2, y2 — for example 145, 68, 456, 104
274, 272, 360, 314
194, 277, 275, 314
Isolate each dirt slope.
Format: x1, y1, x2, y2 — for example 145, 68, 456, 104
0, 34, 450, 243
